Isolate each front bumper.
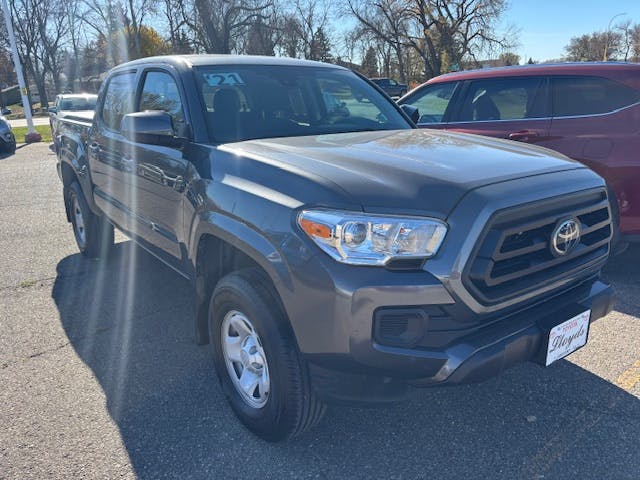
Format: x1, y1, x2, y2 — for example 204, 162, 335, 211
280, 169, 614, 404
305, 278, 613, 404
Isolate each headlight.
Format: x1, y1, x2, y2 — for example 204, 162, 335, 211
297, 209, 447, 266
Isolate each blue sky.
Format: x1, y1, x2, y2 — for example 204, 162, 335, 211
503, 0, 640, 61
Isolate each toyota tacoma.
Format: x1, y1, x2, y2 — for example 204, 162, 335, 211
55, 55, 614, 441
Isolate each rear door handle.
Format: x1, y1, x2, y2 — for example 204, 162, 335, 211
508, 130, 539, 142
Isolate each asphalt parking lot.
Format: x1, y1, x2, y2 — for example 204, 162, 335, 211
0, 143, 638, 479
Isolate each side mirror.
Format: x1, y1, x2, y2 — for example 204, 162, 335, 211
48, 107, 57, 114
400, 104, 420, 124
1, 107, 11, 116
120, 111, 181, 147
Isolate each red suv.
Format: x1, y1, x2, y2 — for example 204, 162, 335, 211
399, 63, 640, 242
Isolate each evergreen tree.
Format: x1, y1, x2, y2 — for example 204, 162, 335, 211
361, 46, 378, 77
309, 27, 332, 62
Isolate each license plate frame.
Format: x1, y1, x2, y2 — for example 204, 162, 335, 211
545, 310, 591, 366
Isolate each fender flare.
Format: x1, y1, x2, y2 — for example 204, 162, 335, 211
189, 211, 295, 345
190, 211, 294, 294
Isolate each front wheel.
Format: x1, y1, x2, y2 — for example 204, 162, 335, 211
67, 181, 114, 258
209, 268, 325, 441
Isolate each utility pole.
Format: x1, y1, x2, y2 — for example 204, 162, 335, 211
1, 0, 41, 142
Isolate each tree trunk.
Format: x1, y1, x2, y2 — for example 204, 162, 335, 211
128, 0, 141, 58
30, 60, 49, 108
393, 44, 406, 83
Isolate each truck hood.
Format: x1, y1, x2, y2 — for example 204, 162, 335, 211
219, 129, 583, 218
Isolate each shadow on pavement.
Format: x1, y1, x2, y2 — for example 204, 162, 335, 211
52, 242, 639, 479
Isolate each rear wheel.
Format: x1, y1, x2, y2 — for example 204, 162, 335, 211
67, 181, 113, 258
209, 268, 325, 441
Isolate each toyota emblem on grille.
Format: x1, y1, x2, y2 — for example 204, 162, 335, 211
551, 218, 581, 257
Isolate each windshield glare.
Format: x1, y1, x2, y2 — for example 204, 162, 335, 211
195, 65, 411, 143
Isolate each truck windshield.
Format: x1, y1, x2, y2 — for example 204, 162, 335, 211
58, 96, 98, 111
194, 65, 411, 143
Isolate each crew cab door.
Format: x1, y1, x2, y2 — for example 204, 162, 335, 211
123, 69, 190, 260
90, 68, 190, 263
89, 70, 139, 232
445, 76, 553, 147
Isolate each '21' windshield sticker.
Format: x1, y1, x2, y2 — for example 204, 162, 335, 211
204, 73, 245, 86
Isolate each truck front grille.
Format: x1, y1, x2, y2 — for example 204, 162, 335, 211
464, 189, 611, 304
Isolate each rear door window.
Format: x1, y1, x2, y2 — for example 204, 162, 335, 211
552, 76, 640, 117
402, 82, 458, 124
455, 77, 548, 122
101, 72, 137, 132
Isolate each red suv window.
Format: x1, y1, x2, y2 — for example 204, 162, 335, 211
552, 76, 640, 117
455, 77, 548, 122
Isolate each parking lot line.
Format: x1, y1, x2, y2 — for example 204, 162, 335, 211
616, 360, 640, 391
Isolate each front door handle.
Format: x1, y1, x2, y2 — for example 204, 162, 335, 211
508, 130, 539, 142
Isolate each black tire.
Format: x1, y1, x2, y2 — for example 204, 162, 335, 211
67, 181, 114, 258
209, 268, 325, 441
0, 141, 15, 155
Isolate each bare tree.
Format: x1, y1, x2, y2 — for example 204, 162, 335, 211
273, 14, 303, 58
346, 0, 514, 81
404, 0, 515, 77
346, 0, 411, 82
617, 21, 640, 62
245, 16, 276, 55
289, 0, 331, 60
565, 31, 621, 61
498, 51, 519, 66
123, 0, 157, 58
9, 0, 51, 105
632, 24, 640, 62
162, 0, 195, 53
185, 0, 273, 53
35, 0, 71, 93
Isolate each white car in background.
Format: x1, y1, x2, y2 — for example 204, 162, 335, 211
49, 94, 98, 149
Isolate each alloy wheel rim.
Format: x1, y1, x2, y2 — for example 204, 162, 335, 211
221, 310, 270, 409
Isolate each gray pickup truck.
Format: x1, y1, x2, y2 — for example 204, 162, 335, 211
56, 55, 614, 441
